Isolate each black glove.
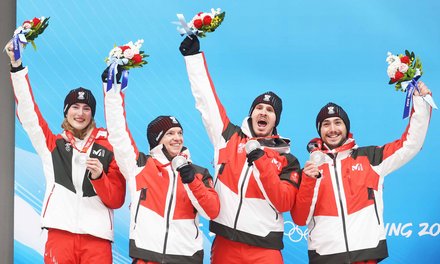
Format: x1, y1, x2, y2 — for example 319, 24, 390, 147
179, 35, 200, 56
246, 148, 265, 166
177, 164, 196, 184
101, 64, 123, 83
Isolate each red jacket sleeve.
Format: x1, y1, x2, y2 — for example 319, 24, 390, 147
290, 172, 318, 226
91, 156, 126, 209
185, 166, 220, 219
253, 150, 301, 212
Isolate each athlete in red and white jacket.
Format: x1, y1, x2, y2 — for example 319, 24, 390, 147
104, 80, 220, 264
291, 83, 432, 264
180, 36, 301, 263
7, 42, 126, 264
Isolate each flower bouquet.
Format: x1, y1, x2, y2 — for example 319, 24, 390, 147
104, 39, 148, 91
176, 8, 225, 38
386, 50, 437, 118
11, 16, 50, 60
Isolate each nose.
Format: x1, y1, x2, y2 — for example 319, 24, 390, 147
173, 134, 183, 142
328, 123, 337, 132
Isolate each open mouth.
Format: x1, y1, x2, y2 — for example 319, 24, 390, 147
257, 120, 267, 127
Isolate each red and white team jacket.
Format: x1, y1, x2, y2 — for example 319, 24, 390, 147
291, 96, 432, 263
183, 52, 301, 250
104, 88, 220, 264
11, 67, 126, 241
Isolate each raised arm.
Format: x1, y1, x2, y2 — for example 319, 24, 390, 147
372, 82, 432, 177
181, 36, 231, 148
7, 41, 57, 156
104, 84, 141, 180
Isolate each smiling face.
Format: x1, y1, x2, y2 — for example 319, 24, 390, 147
159, 127, 184, 158
320, 117, 348, 149
66, 103, 93, 131
250, 103, 277, 137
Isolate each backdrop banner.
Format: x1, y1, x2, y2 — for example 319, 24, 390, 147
13, 1, 439, 263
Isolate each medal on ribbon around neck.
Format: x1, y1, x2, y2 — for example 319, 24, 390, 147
75, 153, 88, 165
65, 129, 99, 166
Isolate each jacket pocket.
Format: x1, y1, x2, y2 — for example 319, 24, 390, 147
367, 187, 380, 225
134, 188, 147, 226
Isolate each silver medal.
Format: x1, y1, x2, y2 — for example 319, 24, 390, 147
75, 153, 88, 165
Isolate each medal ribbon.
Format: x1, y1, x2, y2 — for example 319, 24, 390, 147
308, 136, 356, 154
65, 128, 99, 153
248, 135, 280, 141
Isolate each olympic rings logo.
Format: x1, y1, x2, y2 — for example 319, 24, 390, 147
284, 221, 309, 242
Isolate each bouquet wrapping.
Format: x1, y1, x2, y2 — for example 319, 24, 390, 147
386, 50, 437, 118
175, 8, 225, 38
11, 16, 50, 60
104, 39, 148, 92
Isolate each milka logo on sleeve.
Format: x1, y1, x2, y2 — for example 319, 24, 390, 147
77, 91, 85, 100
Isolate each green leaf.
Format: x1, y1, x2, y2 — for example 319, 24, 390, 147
30, 40, 37, 51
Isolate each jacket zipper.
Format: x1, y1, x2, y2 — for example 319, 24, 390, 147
107, 208, 113, 230
193, 219, 199, 239
232, 164, 251, 240
332, 155, 351, 263
162, 171, 176, 263
268, 204, 279, 220
214, 163, 225, 187
134, 188, 147, 228
42, 184, 56, 217
368, 187, 380, 225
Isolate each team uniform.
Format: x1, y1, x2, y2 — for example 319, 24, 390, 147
291, 97, 432, 263
11, 67, 126, 263
183, 52, 301, 263
104, 89, 220, 264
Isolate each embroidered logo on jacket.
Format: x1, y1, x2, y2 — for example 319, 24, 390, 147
65, 143, 71, 152
271, 158, 282, 170
92, 149, 106, 157
290, 172, 299, 185
352, 163, 364, 171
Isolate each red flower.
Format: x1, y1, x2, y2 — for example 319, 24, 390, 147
203, 15, 212, 26
193, 19, 203, 29
32, 17, 41, 26
391, 71, 404, 83
132, 54, 143, 64
400, 56, 410, 64
120, 45, 130, 52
